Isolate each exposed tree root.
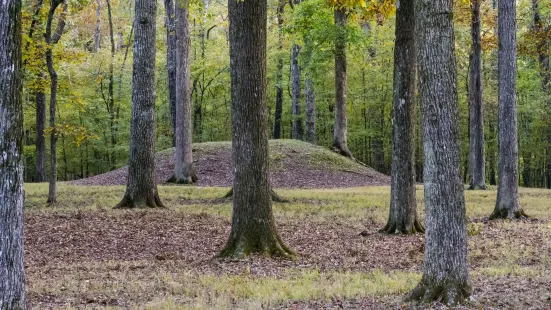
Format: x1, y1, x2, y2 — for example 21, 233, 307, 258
218, 233, 295, 259
114, 193, 166, 209
467, 184, 487, 190
489, 208, 529, 220
222, 188, 290, 203
332, 145, 353, 158
406, 280, 471, 306
379, 219, 425, 234
167, 172, 198, 184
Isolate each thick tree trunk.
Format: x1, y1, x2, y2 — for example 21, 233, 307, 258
381, 0, 423, 235
291, 44, 303, 140
488, 117, 497, 185
407, 0, 471, 304
220, 0, 293, 258
305, 74, 316, 144
35, 73, 47, 182
164, 0, 177, 147
273, 0, 285, 140
168, 0, 197, 184
115, 0, 165, 209
468, 0, 487, 190
333, 8, 352, 157
93, 0, 101, 52
0, 0, 27, 306
491, 0, 526, 219
45, 0, 67, 204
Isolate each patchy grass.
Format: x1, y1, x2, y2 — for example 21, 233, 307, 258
24, 183, 551, 309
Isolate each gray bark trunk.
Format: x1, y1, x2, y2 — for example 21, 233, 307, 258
291, 43, 303, 140
35, 72, 47, 182
273, 0, 284, 139
164, 0, 177, 147
381, 0, 423, 235
0, 0, 27, 306
168, 0, 197, 184
106, 0, 117, 170
220, 0, 292, 258
93, 0, 101, 51
468, 0, 486, 190
407, 0, 471, 304
115, 0, 165, 209
491, 0, 525, 219
333, 8, 352, 157
305, 73, 316, 144
45, 0, 67, 204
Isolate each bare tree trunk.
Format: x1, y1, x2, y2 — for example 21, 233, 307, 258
93, 0, 101, 52
220, 0, 293, 258
488, 116, 497, 185
164, 0, 177, 147
115, 0, 165, 209
305, 73, 316, 144
491, 0, 526, 219
35, 72, 47, 182
333, 8, 352, 157
468, 0, 487, 190
291, 44, 303, 140
273, 0, 285, 139
381, 0, 423, 235
168, 0, 197, 184
0, 0, 27, 305
407, 0, 471, 304
45, 0, 67, 204
106, 0, 117, 170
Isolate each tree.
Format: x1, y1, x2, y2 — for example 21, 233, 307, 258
164, 0, 177, 147
305, 65, 316, 144
468, 0, 487, 190
220, 0, 293, 258
291, 43, 304, 140
0, 0, 27, 306
406, 0, 471, 304
490, 0, 526, 219
273, 0, 285, 139
380, 0, 423, 234
106, 0, 118, 170
168, 0, 197, 184
333, 7, 352, 157
115, 0, 165, 209
45, 0, 68, 204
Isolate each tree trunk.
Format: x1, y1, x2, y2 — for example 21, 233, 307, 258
220, 0, 293, 258
164, 0, 177, 147
381, 0, 423, 235
468, 0, 487, 190
168, 0, 197, 184
35, 72, 47, 182
0, 0, 27, 306
115, 0, 165, 209
488, 117, 497, 185
407, 0, 471, 304
273, 0, 285, 140
305, 74, 316, 144
291, 43, 303, 140
93, 0, 101, 52
45, 0, 67, 204
106, 0, 117, 170
333, 8, 352, 157
491, 0, 525, 219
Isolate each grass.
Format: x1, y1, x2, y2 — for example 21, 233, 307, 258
24, 183, 551, 309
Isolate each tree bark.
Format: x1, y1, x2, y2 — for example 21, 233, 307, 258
468, 0, 487, 190
220, 0, 293, 258
305, 73, 316, 144
291, 43, 304, 140
491, 0, 526, 219
273, 0, 285, 140
381, 0, 423, 235
0, 0, 27, 306
164, 0, 177, 147
93, 0, 101, 52
106, 0, 117, 170
115, 0, 165, 209
35, 72, 47, 182
406, 0, 471, 304
45, 0, 67, 204
333, 8, 352, 157
168, 0, 197, 184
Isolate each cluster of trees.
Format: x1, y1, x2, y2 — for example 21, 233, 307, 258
1, 0, 549, 308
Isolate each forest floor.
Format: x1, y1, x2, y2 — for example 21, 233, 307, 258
72, 140, 390, 188
24, 184, 551, 309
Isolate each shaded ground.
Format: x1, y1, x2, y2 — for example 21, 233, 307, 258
72, 140, 390, 188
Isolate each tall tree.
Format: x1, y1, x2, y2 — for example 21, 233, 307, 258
0, 0, 27, 306
168, 0, 197, 184
106, 0, 117, 170
380, 0, 423, 234
273, 0, 285, 139
220, 0, 293, 258
305, 66, 316, 144
291, 43, 304, 140
491, 0, 526, 219
45, 0, 67, 204
93, 0, 101, 52
333, 8, 352, 157
468, 0, 487, 190
407, 0, 471, 304
115, 0, 165, 208
164, 0, 177, 147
